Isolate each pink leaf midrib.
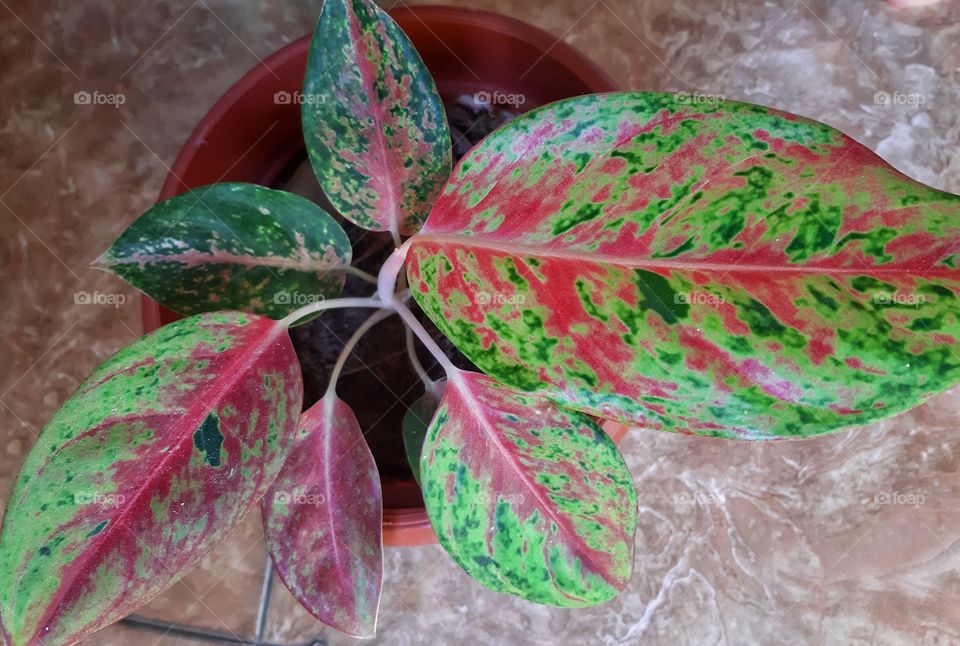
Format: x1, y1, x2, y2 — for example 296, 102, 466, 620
106, 250, 344, 273
347, 1, 402, 237
412, 233, 960, 277
321, 396, 354, 595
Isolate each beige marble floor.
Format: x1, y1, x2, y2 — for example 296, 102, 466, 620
3, 0, 960, 644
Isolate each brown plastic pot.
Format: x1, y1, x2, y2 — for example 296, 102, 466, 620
142, 5, 622, 547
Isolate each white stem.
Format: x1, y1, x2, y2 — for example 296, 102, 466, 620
378, 247, 407, 303
405, 324, 439, 397
278, 296, 389, 329
339, 265, 379, 285
377, 239, 457, 377
392, 299, 457, 377
325, 308, 394, 398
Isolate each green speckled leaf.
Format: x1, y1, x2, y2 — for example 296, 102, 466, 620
407, 91, 960, 439
0, 312, 302, 645
302, 0, 451, 235
421, 370, 637, 606
99, 182, 351, 319
401, 384, 443, 487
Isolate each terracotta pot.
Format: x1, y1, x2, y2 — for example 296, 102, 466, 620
141, 5, 621, 546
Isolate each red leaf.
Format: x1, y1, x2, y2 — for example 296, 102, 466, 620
262, 394, 383, 637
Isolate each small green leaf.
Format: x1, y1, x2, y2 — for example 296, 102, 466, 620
302, 0, 451, 235
402, 384, 443, 486
99, 182, 351, 319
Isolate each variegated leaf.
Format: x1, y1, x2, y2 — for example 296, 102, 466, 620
421, 370, 637, 606
302, 0, 451, 235
401, 384, 443, 486
0, 312, 302, 645
262, 394, 382, 638
407, 92, 960, 439
98, 182, 351, 320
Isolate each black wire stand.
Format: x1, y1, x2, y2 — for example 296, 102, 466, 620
119, 560, 326, 646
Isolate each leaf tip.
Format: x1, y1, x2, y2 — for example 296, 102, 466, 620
89, 250, 111, 270
349, 620, 377, 640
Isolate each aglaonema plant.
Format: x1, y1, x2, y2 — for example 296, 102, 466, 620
3, 0, 960, 642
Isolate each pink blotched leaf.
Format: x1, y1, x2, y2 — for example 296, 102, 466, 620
0, 312, 302, 645
408, 91, 960, 439
302, 0, 451, 235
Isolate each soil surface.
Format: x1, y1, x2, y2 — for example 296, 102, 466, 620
447, 95, 519, 159
275, 98, 515, 494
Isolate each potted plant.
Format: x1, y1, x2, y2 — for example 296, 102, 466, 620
141, 2, 622, 550
2, 0, 959, 644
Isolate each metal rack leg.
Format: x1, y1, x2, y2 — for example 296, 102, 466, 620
255, 557, 275, 643
118, 556, 325, 646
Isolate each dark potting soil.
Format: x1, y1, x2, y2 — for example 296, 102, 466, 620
447, 96, 519, 159
276, 97, 517, 488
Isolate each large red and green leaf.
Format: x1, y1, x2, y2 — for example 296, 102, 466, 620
262, 394, 382, 638
98, 182, 351, 320
0, 312, 302, 645
407, 92, 960, 439
420, 371, 637, 606
302, 0, 451, 235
